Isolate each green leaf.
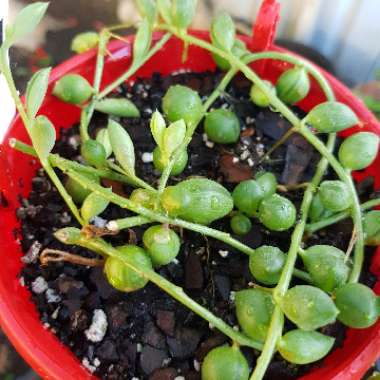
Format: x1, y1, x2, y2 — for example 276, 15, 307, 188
364, 210, 380, 246
81, 192, 110, 224
150, 110, 166, 148
26, 67, 51, 119
211, 12, 235, 52
280, 285, 339, 330
300, 245, 349, 293
278, 330, 335, 365
157, 0, 173, 24
135, 0, 157, 25
96, 129, 113, 158
94, 98, 140, 118
30, 115, 56, 160
71, 31, 99, 54
107, 119, 135, 176
306, 101, 359, 133
235, 288, 275, 342
172, 0, 197, 30
161, 178, 233, 225
162, 119, 186, 157
6, 2, 49, 45
338, 132, 379, 170
133, 18, 152, 63
335, 283, 380, 328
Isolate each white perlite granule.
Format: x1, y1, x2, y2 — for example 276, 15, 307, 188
218, 249, 229, 258
31, 276, 48, 294
141, 152, 153, 163
21, 240, 42, 264
51, 307, 60, 320
46, 288, 61, 303
91, 216, 107, 228
85, 309, 108, 343
82, 358, 96, 373
174, 377, 185, 380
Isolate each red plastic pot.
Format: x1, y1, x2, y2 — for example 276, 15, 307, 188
0, 1, 380, 379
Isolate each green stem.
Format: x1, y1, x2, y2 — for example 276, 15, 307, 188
0, 47, 84, 225
98, 33, 171, 99
64, 168, 311, 281
293, 268, 312, 283
43, 164, 85, 224
9, 139, 151, 188
250, 308, 284, 380
306, 197, 380, 233
298, 126, 364, 283
9, 138, 36, 156
107, 215, 152, 231
58, 228, 263, 351
244, 51, 335, 100
106, 161, 155, 191
166, 28, 364, 283
250, 134, 337, 380
157, 67, 238, 195
65, 169, 260, 253
80, 31, 109, 142
161, 26, 301, 126
245, 55, 336, 379
245, 50, 335, 162
259, 126, 296, 163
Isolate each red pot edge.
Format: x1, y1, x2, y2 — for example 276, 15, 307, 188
0, 30, 380, 380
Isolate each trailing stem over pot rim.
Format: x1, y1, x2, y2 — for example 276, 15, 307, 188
1, 1, 380, 380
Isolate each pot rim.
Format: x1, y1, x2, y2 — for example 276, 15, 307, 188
0, 30, 380, 380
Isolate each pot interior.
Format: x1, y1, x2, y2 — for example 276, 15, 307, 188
0, 32, 380, 380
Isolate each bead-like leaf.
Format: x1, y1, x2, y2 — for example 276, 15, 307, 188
26, 67, 51, 119
157, 0, 172, 24
81, 192, 110, 224
30, 115, 56, 161
278, 330, 335, 365
6, 2, 49, 45
161, 178, 233, 225
300, 245, 349, 293
162, 119, 186, 157
133, 18, 152, 63
107, 119, 135, 176
135, 0, 157, 25
364, 210, 380, 246
335, 283, 380, 328
94, 98, 140, 118
338, 132, 379, 170
211, 12, 235, 52
235, 288, 275, 342
71, 31, 99, 54
172, 0, 197, 30
96, 129, 113, 158
306, 101, 359, 133
150, 110, 166, 148
280, 285, 339, 331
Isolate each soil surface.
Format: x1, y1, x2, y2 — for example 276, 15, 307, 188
17, 71, 378, 380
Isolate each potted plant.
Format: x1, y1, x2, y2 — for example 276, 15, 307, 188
1, 1, 380, 379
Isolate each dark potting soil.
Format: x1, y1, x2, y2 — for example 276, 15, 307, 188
16, 70, 378, 380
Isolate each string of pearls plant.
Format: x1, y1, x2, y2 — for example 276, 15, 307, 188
2, 2, 380, 380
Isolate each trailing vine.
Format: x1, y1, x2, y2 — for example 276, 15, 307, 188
2, 2, 380, 380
